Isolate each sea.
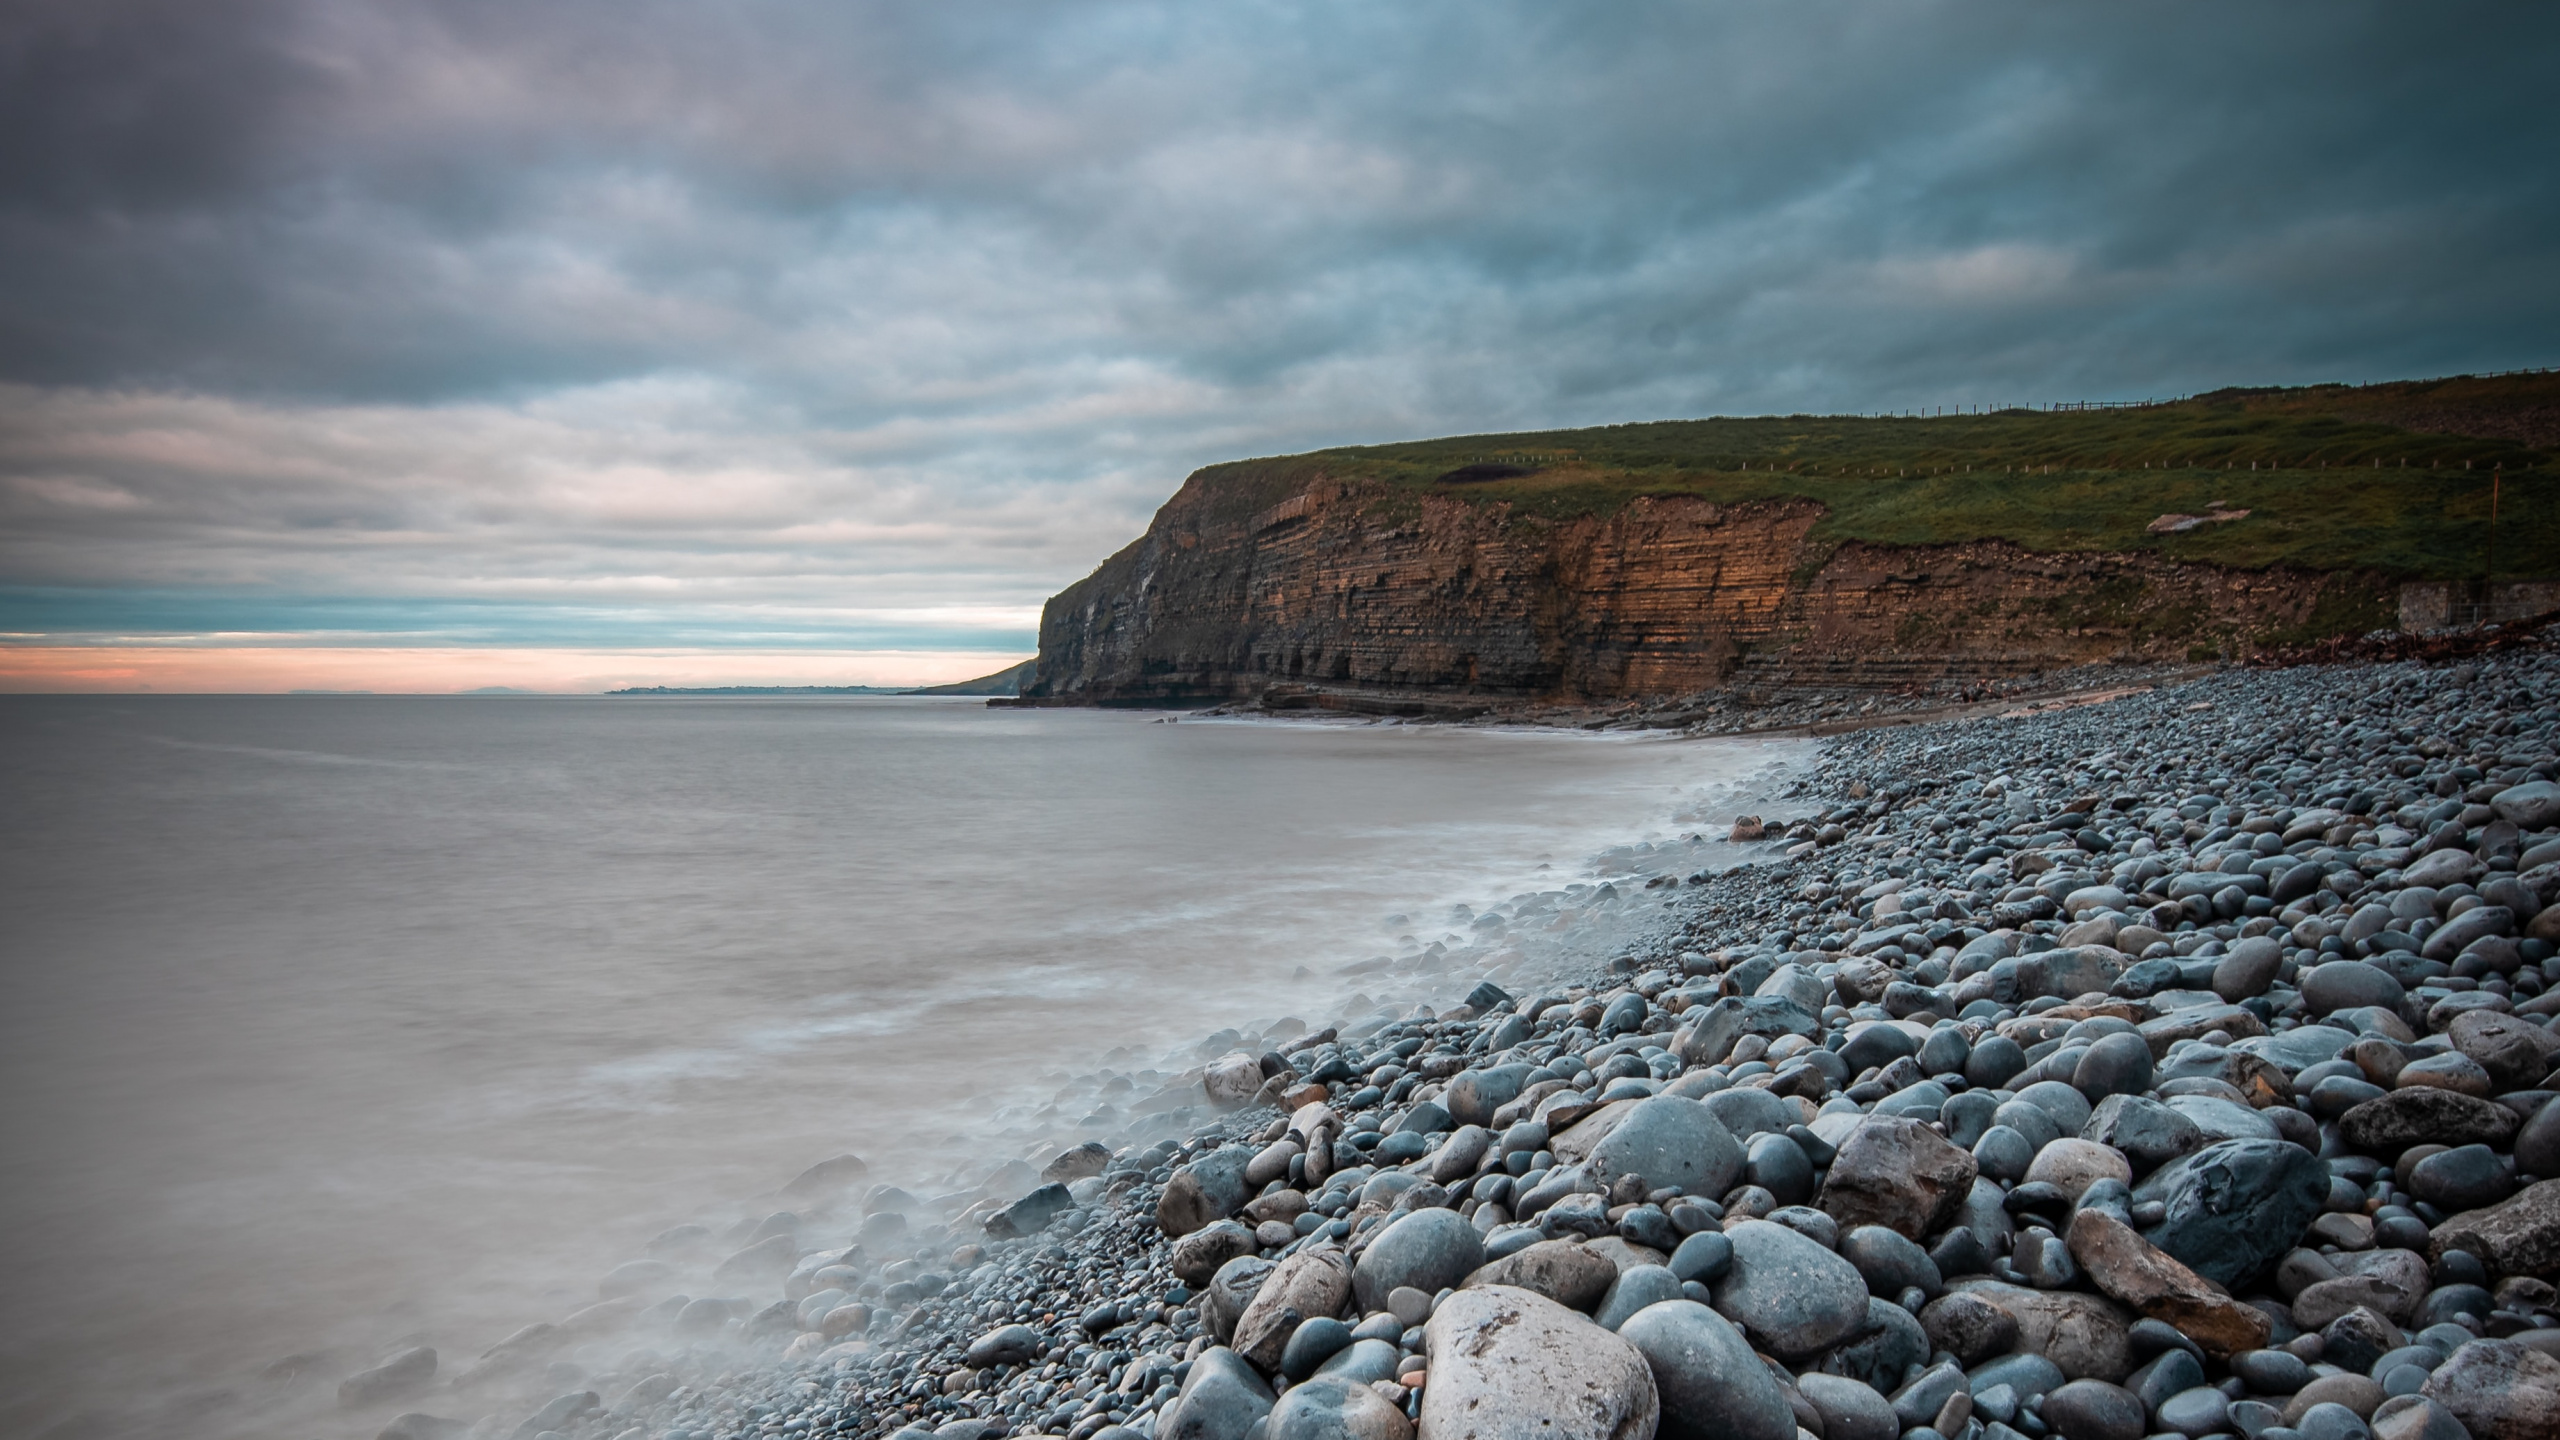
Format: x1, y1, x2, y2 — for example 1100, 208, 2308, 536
0, 695, 1808, 1439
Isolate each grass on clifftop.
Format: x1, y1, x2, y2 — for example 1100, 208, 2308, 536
1221, 372, 2560, 580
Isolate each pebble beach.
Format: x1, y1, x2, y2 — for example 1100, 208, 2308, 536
353, 633, 2560, 1440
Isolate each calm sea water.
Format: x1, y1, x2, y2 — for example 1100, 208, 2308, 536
0, 696, 1804, 1438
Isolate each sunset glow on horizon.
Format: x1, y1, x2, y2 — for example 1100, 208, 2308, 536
0, 646, 1030, 695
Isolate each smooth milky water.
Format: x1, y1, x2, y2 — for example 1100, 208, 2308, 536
0, 695, 1805, 1439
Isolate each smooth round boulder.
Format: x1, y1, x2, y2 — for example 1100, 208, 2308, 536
1708, 1220, 1870, 1359
1975, 1126, 2036, 1184
1265, 1376, 1411, 1440
1159, 1346, 1275, 1440
1797, 1374, 1898, 1440
2302, 963, 2408, 1017
1422, 1285, 1659, 1440
1668, 1230, 1733, 1284
2074, 1034, 2157, 1104
2028, 1139, 2136, 1199
1595, 1265, 1687, 1332
2214, 938, 2285, 1003
1619, 1299, 1797, 1440
2407, 1145, 2514, 1212
1586, 1095, 1746, 1198
1463, 1238, 1619, 1313
2158, 1385, 2232, 1438
1280, 1318, 1354, 1382
2041, 1379, 2147, 1440
1840, 1225, 1941, 1302
1352, 1207, 1482, 1312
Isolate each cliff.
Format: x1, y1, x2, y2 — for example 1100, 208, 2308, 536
1013, 372, 2558, 713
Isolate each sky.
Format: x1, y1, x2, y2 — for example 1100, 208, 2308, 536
1, 1, 2555, 692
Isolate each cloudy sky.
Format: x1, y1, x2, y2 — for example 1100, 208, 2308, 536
2, 1, 2554, 690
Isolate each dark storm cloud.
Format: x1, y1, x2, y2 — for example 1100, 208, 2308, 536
1, 0, 2554, 663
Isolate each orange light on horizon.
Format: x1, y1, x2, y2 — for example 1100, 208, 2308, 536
0, 646, 1033, 694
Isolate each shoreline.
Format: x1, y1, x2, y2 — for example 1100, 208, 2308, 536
371, 638, 2558, 1440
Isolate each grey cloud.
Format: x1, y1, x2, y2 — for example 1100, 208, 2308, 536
0, 1, 2553, 651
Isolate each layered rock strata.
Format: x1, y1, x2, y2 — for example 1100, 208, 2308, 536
1015, 475, 2379, 712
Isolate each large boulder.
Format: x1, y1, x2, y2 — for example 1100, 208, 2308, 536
1945, 1281, 2137, 1382
1584, 1096, 1746, 1199
1267, 1375, 1414, 1440
1817, 1118, 1978, 1240
1354, 1209, 1484, 1312
1421, 1285, 1659, 1440
2429, 1179, 2560, 1281
1673, 997, 1821, 1067
2063, 1209, 2272, 1359
1708, 1220, 1870, 1360
1448, 1065, 1539, 1129
2422, 1339, 2560, 1440
2131, 1139, 2328, 1290
1618, 1300, 1795, 1440
1233, 1247, 1354, 1372
1158, 1146, 1259, 1238
2340, 1089, 2521, 1155
1463, 1240, 1619, 1313
1160, 1346, 1276, 1440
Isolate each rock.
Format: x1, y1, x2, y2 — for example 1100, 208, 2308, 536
2424, 908, 2517, 963
1160, 1148, 1259, 1238
1266, 1375, 1413, 1440
1818, 1118, 1979, 1240
966, 1324, 1039, 1368
1710, 1220, 1871, 1359
1595, 1266, 1688, 1332
2156, 1386, 2230, 1439
1314, 1338, 1401, 1385
2408, 1144, 2514, 1211
1160, 1346, 1276, 1440
713, 1232, 798, 1285
1797, 1375, 1897, 1440
1667, 1231, 1733, 1285
2517, 1105, 2560, 1183
1044, 1141, 1112, 1184
340, 1348, 437, 1408
1280, 1317, 1355, 1381
1432, 1127, 1495, 1184
1675, 996, 1822, 1067
2404, 849, 2482, 889
1355, 1209, 1484, 1312
1447, 1065, 1537, 1129
2450, 1011, 2560, 1090
1892, 1362, 1970, 1431
2316, 1307, 2401, 1373
2028, 1140, 2135, 1200
1818, 1297, 1931, 1391
2370, 1396, 2474, 1440
1620, 1299, 1796, 1440
1700, 1088, 1798, 1142
2340, 1089, 2521, 1155
1233, 1247, 1354, 1372
1176, 1222, 1261, 1286
2495, 782, 2560, 830
1464, 1239, 1620, 1313
1840, 1225, 1941, 1302
2132, 1140, 2331, 1290
1421, 1285, 1659, 1440
2301, 963, 2407, 1016
2293, 1274, 2419, 1330
1948, 1281, 2137, 1381
1585, 1096, 1746, 1198
2419, 1339, 2560, 1440
1203, 1255, 1278, 1342
2040, 1380, 2147, 1440
2428, 1178, 2560, 1280
2073, 1035, 2157, 1103
2214, 939, 2286, 1003
2083, 1095, 2207, 1175
2065, 1209, 2273, 1359
1919, 1291, 2019, 1365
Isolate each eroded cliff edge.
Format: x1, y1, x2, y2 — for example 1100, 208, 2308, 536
1008, 374, 2559, 716
1015, 477, 2376, 714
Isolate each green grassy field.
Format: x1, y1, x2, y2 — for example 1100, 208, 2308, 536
1213, 371, 2559, 580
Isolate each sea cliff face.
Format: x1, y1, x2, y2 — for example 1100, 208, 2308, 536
1015, 467, 2383, 711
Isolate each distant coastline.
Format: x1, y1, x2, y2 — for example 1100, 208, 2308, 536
610, 660, 1031, 699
